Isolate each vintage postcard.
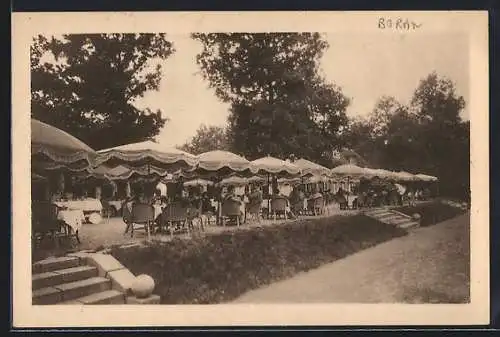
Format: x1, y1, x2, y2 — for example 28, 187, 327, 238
12, 11, 489, 327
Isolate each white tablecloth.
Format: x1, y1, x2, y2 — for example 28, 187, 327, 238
154, 205, 163, 219
57, 209, 85, 232
347, 195, 356, 207
55, 199, 103, 212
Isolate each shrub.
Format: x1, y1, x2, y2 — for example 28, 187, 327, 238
111, 215, 407, 304
394, 201, 465, 227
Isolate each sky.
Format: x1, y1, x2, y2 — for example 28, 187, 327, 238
131, 32, 470, 147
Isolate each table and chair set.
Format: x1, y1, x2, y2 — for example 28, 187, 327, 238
31, 198, 103, 247
119, 192, 333, 240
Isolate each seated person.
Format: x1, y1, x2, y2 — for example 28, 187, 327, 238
223, 185, 244, 223
311, 187, 323, 200
224, 185, 242, 203
248, 184, 263, 205
201, 192, 215, 214
271, 187, 296, 219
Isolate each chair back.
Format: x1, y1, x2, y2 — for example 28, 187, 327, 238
131, 203, 155, 223
313, 196, 325, 208
122, 201, 132, 223
307, 198, 315, 209
221, 199, 241, 217
32, 201, 60, 233
246, 202, 261, 215
162, 202, 188, 222
271, 196, 288, 212
291, 200, 304, 213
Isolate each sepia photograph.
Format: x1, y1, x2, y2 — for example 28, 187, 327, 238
12, 11, 489, 327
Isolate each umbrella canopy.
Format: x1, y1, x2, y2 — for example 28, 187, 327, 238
218, 176, 248, 187
331, 164, 368, 177
278, 177, 302, 185
185, 150, 256, 178
31, 119, 96, 171
394, 171, 417, 182
107, 165, 167, 181
184, 178, 214, 187
251, 156, 301, 177
415, 173, 438, 182
247, 175, 267, 184
364, 168, 395, 180
96, 140, 198, 173
304, 175, 328, 184
85, 164, 168, 181
293, 158, 331, 177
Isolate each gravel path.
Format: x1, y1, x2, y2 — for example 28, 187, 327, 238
232, 212, 470, 304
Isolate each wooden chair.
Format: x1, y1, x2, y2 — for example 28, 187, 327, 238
306, 196, 325, 216
221, 199, 243, 226
160, 202, 189, 236
31, 201, 63, 247
122, 201, 133, 235
271, 196, 288, 221
336, 194, 348, 210
290, 199, 305, 216
306, 198, 315, 215
129, 203, 155, 239
245, 198, 262, 223
187, 201, 205, 233
101, 200, 118, 220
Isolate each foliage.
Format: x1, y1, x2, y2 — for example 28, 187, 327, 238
344, 72, 469, 200
31, 34, 174, 150
111, 215, 407, 304
394, 201, 466, 227
192, 33, 350, 165
178, 124, 231, 155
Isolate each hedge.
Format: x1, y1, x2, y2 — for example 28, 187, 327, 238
111, 214, 407, 304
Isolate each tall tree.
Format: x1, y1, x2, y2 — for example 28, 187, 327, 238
178, 124, 231, 155
193, 33, 349, 164
31, 34, 174, 150
368, 96, 407, 137
409, 72, 469, 198
345, 72, 469, 200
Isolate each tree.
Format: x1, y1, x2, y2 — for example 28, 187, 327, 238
31, 34, 174, 150
345, 72, 469, 200
368, 96, 407, 137
178, 124, 231, 155
409, 72, 469, 198
192, 33, 349, 164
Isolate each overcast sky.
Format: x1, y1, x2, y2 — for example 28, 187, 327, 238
131, 32, 470, 147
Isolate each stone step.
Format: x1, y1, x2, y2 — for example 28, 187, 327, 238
376, 214, 402, 221
365, 208, 391, 214
61, 290, 126, 305
398, 221, 419, 229
366, 211, 393, 218
33, 256, 80, 274
33, 277, 110, 305
32, 266, 98, 290
390, 217, 415, 225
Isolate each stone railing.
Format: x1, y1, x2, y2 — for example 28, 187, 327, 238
68, 250, 160, 304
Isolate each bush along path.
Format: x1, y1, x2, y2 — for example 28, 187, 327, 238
110, 215, 407, 304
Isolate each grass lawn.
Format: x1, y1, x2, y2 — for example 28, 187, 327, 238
394, 200, 466, 227
111, 214, 407, 304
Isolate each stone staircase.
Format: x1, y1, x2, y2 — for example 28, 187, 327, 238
32, 256, 126, 305
363, 208, 419, 230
